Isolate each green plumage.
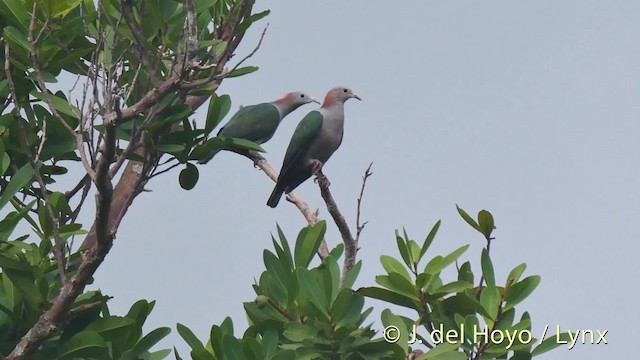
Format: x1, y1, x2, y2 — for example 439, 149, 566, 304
267, 111, 324, 207
217, 103, 280, 144
280, 110, 323, 172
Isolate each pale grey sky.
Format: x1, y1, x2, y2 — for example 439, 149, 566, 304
87, 1, 638, 358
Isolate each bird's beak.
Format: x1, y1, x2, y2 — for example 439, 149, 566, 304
353, 94, 362, 101
310, 97, 320, 104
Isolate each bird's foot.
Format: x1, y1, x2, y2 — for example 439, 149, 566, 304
252, 154, 265, 168
314, 172, 331, 188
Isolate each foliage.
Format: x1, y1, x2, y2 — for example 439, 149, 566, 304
0, 0, 269, 358
176, 221, 403, 360
176, 209, 566, 360
359, 207, 568, 359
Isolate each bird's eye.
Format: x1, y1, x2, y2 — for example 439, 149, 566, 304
342, 88, 348, 93
300, 94, 305, 98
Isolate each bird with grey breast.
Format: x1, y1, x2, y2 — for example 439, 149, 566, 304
200, 91, 318, 163
267, 86, 361, 207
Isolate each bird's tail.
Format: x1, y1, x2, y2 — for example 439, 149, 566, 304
267, 186, 285, 208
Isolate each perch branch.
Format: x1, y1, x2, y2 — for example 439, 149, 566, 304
251, 156, 330, 259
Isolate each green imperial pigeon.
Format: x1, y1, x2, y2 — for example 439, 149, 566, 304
267, 86, 361, 207
202, 91, 318, 162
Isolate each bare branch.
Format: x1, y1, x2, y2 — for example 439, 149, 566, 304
316, 164, 373, 287
315, 172, 356, 284
355, 163, 373, 243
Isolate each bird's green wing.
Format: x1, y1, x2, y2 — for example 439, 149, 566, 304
218, 103, 280, 144
281, 110, 323, 170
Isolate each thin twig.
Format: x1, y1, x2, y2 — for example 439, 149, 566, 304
65, 174, 91, 201
355, 163, 373, 242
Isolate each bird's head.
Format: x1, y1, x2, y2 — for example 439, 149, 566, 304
277, 91, 320, 106
322, 86, 361, 107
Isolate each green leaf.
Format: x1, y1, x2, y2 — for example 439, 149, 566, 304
431, 280, 473, 296
177, 323, 204, 350
358, 286, 417, 309
157, 144, 186, 153
509, 351, 532, 360
50, 0, 82, 18
506, 263, 527, 285
3, 268, 43, 310
419, 349, 467, 360
57, 331, 108, 359
0, 163, 35, 210
375, 273, 418, 300
407, 240, 421, 265
283, 322, 318, 342
227, 66, 259, 78
121, 327, 171, 360
418, 220, 441, 262
479, 286, 500, 325
380, 309, 408, 353
418, 343, 465, 359
3, 26, 29, 50
504, 276, 541, 311
179, 163, 199, 190
457, 261, 474, 284
261, 329, 278, 359
531, 332, 571, 356
424, 245, 469, 275
222, 333, 244, 360
85, 316, 135, 336
236, 10, 271, 34
341, 260, 361, 289
0, 153, 10, 176
157, 104, 192, 125
49, 191, 72, 215
273, 224, 294, 271
463, 315, 480, 343
456, 205, 480, 232
331, 289, 364, 329
477, 210, 494, 238
149, 348, 172, 360
380, 255, 411, 282
294, 221, 326, 269
297, 268, 329, 318
204, 94, 231, 134
190, 137, 225, 161
395, 233, 412, 267
481, 248, 495, 288
225, 137, 265, 152
31, 91, 80, 119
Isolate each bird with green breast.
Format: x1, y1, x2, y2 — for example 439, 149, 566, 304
202, 91, 318, 163
267, 86, 361, 208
